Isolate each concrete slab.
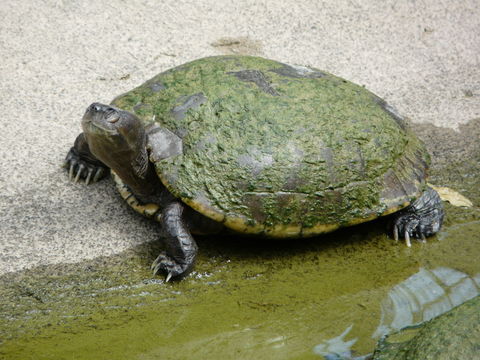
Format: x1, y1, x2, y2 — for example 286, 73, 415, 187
1, 0, 479, 275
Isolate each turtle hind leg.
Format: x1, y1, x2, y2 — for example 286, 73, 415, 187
392, 187, 445, 247
64, 133, 108, 184
152, 201, 198, 281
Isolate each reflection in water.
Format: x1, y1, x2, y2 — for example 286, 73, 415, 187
373, 267, 480, 339
313, 267, 479, 359
313, 324, 358, 359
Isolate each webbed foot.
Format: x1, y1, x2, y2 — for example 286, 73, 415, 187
64, 147, 107, 184
392, 187, 444, 247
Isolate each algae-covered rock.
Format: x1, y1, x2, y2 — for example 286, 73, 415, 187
373, 295, 480, 360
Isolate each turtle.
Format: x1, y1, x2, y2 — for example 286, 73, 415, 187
64, 55, 444, 281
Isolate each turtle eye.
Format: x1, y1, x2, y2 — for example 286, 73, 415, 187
87, 103, 103, 113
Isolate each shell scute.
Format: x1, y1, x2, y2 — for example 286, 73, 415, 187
111, 56, 428, 237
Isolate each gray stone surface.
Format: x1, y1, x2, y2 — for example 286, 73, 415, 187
1, 0, 479, 275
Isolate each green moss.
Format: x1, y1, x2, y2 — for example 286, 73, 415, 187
2, 95, 477, 360
112, 56, 425, 233
2, 123, 479, 358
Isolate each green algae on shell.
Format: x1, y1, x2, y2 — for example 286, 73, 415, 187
111, 55, 429, 237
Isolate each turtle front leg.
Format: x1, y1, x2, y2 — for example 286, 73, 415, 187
392, 187, 444, 247
64, 133, 108, 184
152, 201, 198, 281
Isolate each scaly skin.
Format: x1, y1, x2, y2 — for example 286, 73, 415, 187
391, 187, 444, 247
64, 133, 107, 184
66, 103, 199, 281
152, 202, 198, 281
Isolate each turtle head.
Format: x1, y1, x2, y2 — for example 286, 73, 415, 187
81, 103, 143, 148
82, 103, 158, 198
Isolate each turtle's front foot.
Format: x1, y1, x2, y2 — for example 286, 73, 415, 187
153, 202, 198, 282
392, 187, 444, 247
151, 252, 193, 282
64, 147, 107, 185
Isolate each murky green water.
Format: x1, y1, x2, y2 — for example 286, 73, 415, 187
1, 209, 479, 359
1, 121, 479, 359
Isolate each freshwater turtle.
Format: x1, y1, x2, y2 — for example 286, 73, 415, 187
64, 55, 444, 280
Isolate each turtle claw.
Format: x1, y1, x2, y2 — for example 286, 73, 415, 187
64, 147, 107, 185
68, 162, 75, 181
420, 233, 427, 243
74, 164, 85, 183
391, 213, 419, 246
93, 167, 105, 183
151, 251, 190, 281
393, 224, 399, 242
85, 168, 94, 185
152, 262, 162, 276
390, 187, 444, 246
405, 230, 411, 247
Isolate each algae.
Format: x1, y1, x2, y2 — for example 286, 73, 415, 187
111, 56, 426, 236
1, 86, 479, 359
1, 210, 479, 359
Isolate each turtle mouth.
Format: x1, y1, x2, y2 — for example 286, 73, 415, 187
88, 120, 118, 134
105, 109, 120, 123
83, 103, 121, 135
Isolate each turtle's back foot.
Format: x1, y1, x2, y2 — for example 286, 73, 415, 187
392, 187, 444, 247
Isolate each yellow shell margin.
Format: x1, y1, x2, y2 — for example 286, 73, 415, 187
111, 170, 162, 222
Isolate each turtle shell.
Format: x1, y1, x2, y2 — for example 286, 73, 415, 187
111, 56, 429, 238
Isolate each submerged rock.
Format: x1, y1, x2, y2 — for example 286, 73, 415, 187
373, 295, 480, 360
